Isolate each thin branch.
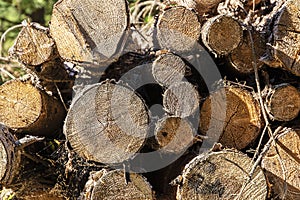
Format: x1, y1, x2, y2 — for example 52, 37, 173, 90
0, 23, 24, 57
54, 82, 68, 112
0, 67, 16, 79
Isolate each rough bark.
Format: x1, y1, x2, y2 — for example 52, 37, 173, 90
175, 149, 267, 200
0, 124, 21, 186
272, 0, 300, 76
64, 81, 149, 164
172, 0, 223, 16
0, 79, 66, 135
261, 129, 300, 200
265, 84, 300, 121
81, 169, 155, 200
156, 6, 201, 54
201, 15, 243, 56
163, 81, 200, 118
228, 29, 266, 73
152, 52, 187, 87
154, 116, 195, 154
50, 0, 130, 64
199, 86, 262, 150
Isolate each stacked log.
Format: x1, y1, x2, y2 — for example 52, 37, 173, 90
1, 0, 300, 199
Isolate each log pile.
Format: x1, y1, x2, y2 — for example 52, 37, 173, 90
0, 0, 299, 199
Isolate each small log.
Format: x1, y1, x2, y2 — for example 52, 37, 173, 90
175, 150, 267, 200
152, 52, 187, 87
199, 86, 262, 150
201, 15, 243, 56
156, 7, 201, 54
154, 116, 195, 154
172, 0, 223, 16
81, 169, 155, 200
0, 80, 66, 135
272, 0, 300, 76
228, 30, 266, 73
64, 81, 149, 164
0, 124, 21, 185
261, 129, 300, 199
163, 81, 200, 118
265, 84, 300, 121
50, 0, 130, 64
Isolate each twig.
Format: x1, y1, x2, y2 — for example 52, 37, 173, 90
54, 82, 68, 112
0, 67, 16, 79
0, 23, 24, 57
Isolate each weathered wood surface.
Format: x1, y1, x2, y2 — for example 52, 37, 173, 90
173, 0, 223, 16
156, 6, 201, 54
265, 84, 300, 121
201, 15, 243, 56
152, 52, 187, 87
0, 124, 21, 186
175, 150, 267, 200
154, 116, 195, 154
262, 129, 300, 200
271, 0, 300, 76
81, 169, 155, 200
64, 81, 149, 164
229, 29, 266, 73
199, 86, 262, 150
0, 79, 66, 135
163, 81, 200, 118
50, 0, 130, 64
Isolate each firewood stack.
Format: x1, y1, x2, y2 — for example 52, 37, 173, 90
0, 0, 299, 199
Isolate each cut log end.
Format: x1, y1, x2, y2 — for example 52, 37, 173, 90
152, 53, 186, 87
82, 170, 155, 200
163, 81, 200, 118
266, 84, 300, 121
173, 0, 223, 16
0, 80, 66, 135
200, 87, 262, 150
65, 81, 149, 164
176, 150, 267, 200
154, 116, 195, 154
272, 0, 300, 76
9, 23, 55, 66
262, 129, 300, 199
201, 15, 243, 56
156, 6, 201, 54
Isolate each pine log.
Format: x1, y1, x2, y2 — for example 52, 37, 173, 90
272, 0, 300, 76
172, 0, 223, 16
175, 150, 267, 199
228, 30, 266, 73
199, 86, 262, 150
81, 169, 155, 200
201, 15, 243, 56
265, 84, 300, 121
154, 116, 195, 154
50, 0, 130, 64
0, 80, 66, 135
261, 129, 300, 199
163, 81, 200, 118
64, 81, 149, 164
156, 7, 201, 54
0, 123, 21, 185
152, 53, 187, 87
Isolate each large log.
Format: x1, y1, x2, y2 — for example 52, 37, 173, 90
0, 79, 66, 135
154, 116, 195, 154
199, 86, 262, 150
81, 169, 155, 200
163, 81, 200, 118
50, 0, 130, 64
271, 0, 300, 76
265, 84, 300, 121
152, 52, 187, 87
262, 129, 300, 199
201, 15, 243, 56
174, 149, 267, 199
64, 81, 149, 164
156, 7, 201, 54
